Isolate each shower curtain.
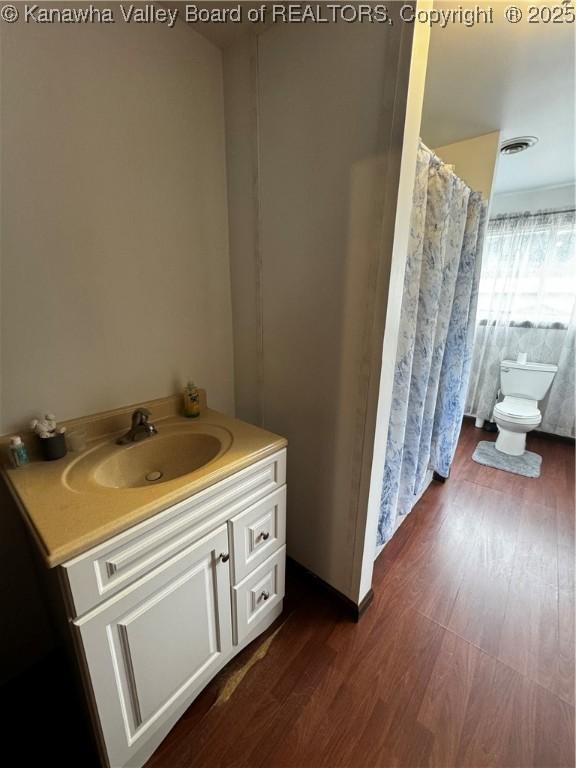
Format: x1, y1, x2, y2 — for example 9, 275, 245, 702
377, 143, 486, 547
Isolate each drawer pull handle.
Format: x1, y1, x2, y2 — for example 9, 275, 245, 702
219, 553, 230, 563
260, 590, 270, 601
260, 531, 270, 541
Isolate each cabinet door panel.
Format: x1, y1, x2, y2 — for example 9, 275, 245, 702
74, 525, 232, 767
117, 561, 218, 726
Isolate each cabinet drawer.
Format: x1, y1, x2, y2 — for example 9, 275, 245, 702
229, 486, 286, 584
62, 450, 286, 617
232, 546, 285, 645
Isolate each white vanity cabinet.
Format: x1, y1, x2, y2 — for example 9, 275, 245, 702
61, 449, 287, 768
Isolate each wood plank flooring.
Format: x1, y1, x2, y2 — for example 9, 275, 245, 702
147, 422, 575, 768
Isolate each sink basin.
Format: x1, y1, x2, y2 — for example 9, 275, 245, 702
65, 424, 232, 490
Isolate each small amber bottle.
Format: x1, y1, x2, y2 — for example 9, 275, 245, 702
183, 381, 201, 418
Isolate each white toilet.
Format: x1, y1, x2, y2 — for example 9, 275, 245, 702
493, 360, 558, 456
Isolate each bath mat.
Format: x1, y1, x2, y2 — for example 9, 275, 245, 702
472, 441, 542, 478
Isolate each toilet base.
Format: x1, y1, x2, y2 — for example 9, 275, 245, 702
495, 428, 527, 456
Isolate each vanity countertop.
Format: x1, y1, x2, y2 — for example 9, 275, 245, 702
2, 396, 286, 568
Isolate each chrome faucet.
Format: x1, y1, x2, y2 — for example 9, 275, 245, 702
117, 408, 158, 445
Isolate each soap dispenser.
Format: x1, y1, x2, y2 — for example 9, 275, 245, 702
8, 436, 30, 468
183, 381, 200, 418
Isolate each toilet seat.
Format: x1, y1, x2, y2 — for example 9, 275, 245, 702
494, 396, 540, 424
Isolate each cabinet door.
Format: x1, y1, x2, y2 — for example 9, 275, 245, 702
74, 524, 232, 768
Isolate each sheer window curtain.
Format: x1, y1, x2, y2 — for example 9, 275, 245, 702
465, 208, 576, 437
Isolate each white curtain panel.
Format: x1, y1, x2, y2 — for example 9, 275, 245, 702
378, 144, 485, 547
465, 208, 576, 437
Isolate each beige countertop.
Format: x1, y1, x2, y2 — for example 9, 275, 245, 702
2, 396, 286, 568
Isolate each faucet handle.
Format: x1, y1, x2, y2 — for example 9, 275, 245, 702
117, 408, 157, 445
132, 407, 151, 426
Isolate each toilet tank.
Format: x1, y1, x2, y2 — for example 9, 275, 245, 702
500, 360, 558, 400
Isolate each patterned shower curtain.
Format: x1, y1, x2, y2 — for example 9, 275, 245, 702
377, 143, 486, 547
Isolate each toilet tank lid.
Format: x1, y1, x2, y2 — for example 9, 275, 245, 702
501, 360, 558, 373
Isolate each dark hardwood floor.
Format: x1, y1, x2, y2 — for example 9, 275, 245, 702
147, 421, 575, 768
2, 422, 572, 767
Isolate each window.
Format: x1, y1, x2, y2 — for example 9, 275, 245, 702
476, 209, 575, 327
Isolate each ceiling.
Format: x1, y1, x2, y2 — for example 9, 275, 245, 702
164, 2, 272, 48
421, 1, 575, 194
169, 1, 574, 196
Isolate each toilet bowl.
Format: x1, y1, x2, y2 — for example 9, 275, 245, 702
493, 360, 557, 456
493, 397, 541, 455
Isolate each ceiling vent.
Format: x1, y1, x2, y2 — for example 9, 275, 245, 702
500, 136, 539, 155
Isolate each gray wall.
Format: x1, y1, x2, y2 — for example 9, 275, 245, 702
225, 19, 413, 601
1, 17, 234, 434
491, 183, 576, 215
223, 34, 262, 425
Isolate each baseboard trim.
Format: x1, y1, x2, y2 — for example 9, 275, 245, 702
533, 429, 575, 445
356, 589, 375, 620
286, 557, 374, 622
464, 414, 574, 445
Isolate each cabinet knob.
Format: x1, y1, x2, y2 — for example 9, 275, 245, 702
260, 590, 270, 601
219, 553, 230, 563
260, 531, 270, 541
